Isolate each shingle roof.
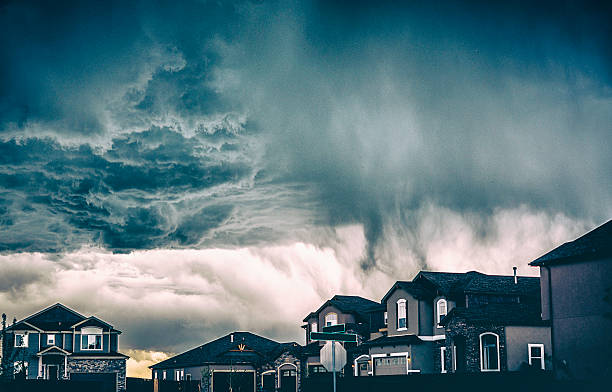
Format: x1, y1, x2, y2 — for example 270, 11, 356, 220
303, 295, 381, 322
530, 220, 612, 266
362, 334, 424, 347
150, 332, 298, 370
70, 351, 130, 359
440, 303, 548, 327
417, 271, 473, 295
463, 274, 540, 296
381, 280, 434, 303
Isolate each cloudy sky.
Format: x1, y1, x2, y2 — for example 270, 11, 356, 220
1, 0, 611, 377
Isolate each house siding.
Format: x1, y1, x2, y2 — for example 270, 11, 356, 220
504, 326, 551, 371
386, 289, 419, 336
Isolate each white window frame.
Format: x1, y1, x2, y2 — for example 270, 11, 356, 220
325, 312, 338, 326
384, 311, 388, 325
162, 370, 167, 380
452, 345, 457, 372
80, 327, 103, 351
311, 322, 317, 333
14, 332, 28, 348
440, 347, 447, 373
479, 332, 501, 372
47, 334, 55, 346
528, 343, 545, 370
436, 298, 447, 326
175, 369, 184, 380
13, 361, 28, 378
397, 299, 407, 331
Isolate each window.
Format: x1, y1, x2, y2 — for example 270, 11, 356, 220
479, 333, 500, 372
309, 365, 326, 374
13, 362, 28, 379
81, 327, 102, 350
162, 370, 167, 380
384, 311, 388, 325
311, 322, 317, 332
374, 356, 406, 367
440, 347, 447, 373
154, 372, 157, 379
186, 374, 192, 381
528, 344, 545, 370
436, 299, 447, 325
396, 299, 407, 330
175, 369, 184, 380
14, 333, 28, 348
47, 334, 55, 346
325, 313, 338, 326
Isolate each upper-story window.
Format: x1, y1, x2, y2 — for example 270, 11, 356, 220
436, 299, 447, 325
479, 332, 500, 372
384, 311, 388, 325
47, 334, 55, 346
311, 322, 318, 332
14, 333, 28, 348
396, 299, 407, 330
325, 313, 338, 326
81, 327, 102, 350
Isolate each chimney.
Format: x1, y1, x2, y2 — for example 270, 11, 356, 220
513, 266, 518, 284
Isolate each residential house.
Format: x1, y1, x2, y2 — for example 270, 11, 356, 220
360, 270, 546, 376
301, 295, 383, 376
0, 303, 128, 392
150, 331, 302, 392
529, 219, 612, 379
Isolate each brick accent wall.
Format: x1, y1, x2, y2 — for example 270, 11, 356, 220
444, 321, 506, 374
67, 358, 126, 392
256, 352, 301, 392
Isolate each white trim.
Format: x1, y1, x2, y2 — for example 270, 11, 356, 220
37, 345, 71, 355
528, 343, 545, 370
14, 332, 29, 348
353, 354, 370, 376
47, 334, 55, 346
396, 299, 407, 330
479, 332, 501, 372
277, 362, 298, 392
324, 312, 338, 327
23, 321, 43, 332
440, 347, 447, 373
261, 369, 275, 389
452, 345, 457, 372
417, 335, 445, 341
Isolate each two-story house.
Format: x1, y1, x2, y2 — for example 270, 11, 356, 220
301, 295, 383, 376
150, 331, 301, 392
529, 219, 612, 380
360, 270, 547, 376
0, 303, 128, 392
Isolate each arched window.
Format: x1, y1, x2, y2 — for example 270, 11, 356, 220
436, 299, 447, 325
479, 333, 500, 372
396, 299, 407, 330
325, 313, 338, 326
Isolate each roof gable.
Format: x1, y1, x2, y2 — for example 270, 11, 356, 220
9, 303, 85, 331
381, 281, 433, 303
530, 220, 612, 266
304, 295, 381, 322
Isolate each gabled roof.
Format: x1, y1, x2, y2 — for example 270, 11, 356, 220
5, 303, 120, 333
440, 303, 548, 327
463, 274, 540, 296
416, 271, 480, 296
72, 316, 114, 329
302, 295, 381, 322
530, 220, 612, 266
150, 332, 298, 370
37, 346, 71, 356
381, 281, 433, 303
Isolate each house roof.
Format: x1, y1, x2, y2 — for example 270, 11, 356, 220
381, 281, 434, 303
463, 274, 540, 296
530, 220, 612, 266
362, 334, 424, 347
6, 303, 121, 333
70, 351, 130, 359
150, 332, 299, 370
440, 303, 548, 327
302, 295, 382, 322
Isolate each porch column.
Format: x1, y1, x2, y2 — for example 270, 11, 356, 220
64, 355, 68, 378
38, 356, 43, 378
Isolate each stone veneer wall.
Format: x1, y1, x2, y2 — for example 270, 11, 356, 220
432, 340, 445, 374
67, 358, 126, 392
257, 352, 301, 392
444, 321, 506, 374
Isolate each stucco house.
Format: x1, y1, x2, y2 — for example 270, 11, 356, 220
0, 303, 128, 392
359, 270, 546, 376
150, 331, 302, 392
529, 219, 612, 379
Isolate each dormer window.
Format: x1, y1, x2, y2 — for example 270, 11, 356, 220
396, 299, 407, 330
47, 334, 55, 346
81, 327, 102, 350
325, 313, 338, 326
437, 299, 447, 326
14, 333, 28, 348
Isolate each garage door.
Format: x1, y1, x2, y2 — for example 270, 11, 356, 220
212, 371, 254, 392
70, 372, 117, 392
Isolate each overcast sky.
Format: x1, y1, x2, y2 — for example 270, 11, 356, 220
1, 0, 611, 377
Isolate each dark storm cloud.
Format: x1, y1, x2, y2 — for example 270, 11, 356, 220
0, 0, 610, 263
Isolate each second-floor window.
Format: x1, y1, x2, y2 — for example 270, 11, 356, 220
311, 322, 318, 332
325, 313, 338, 326
396, 299, 407, 330
14, 333, 28, 348
437, 299, 447, 325
81, 327, 102, 350
47, 334, 55, 346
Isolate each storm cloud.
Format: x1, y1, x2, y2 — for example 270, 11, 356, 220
0, 0, 611, 376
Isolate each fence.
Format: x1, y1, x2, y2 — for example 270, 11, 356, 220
0, 379, 104, 392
